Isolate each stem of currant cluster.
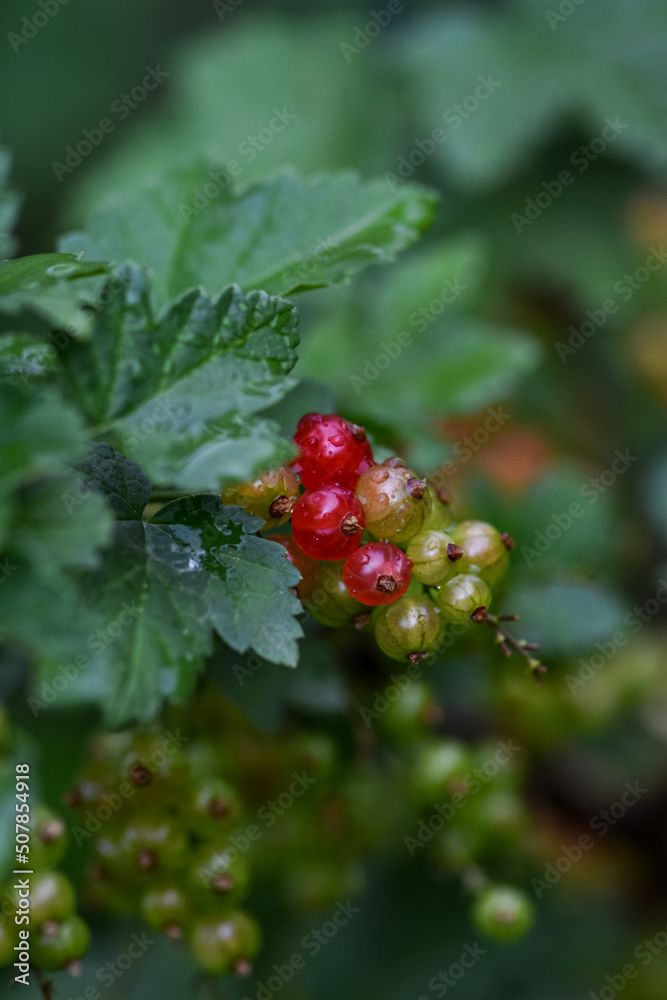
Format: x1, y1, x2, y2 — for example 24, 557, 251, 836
470, 609, 546, 683
33, 967, 54, 1000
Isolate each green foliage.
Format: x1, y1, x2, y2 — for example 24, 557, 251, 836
0, 160, 436, 723
404, 0, 667, 188
298, 236, 542, 451
60, 169, 436, 304
2, 2, 666, 995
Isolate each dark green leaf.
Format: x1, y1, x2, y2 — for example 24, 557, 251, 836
74, 442, 151, 520
60, 265, 300, 488
44, 519, 212, 726
33, 497, 303, 725
152, 496, 303, 667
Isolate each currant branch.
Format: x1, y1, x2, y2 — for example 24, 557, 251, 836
470, 608, 547, 683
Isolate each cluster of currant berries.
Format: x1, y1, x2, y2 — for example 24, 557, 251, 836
223, 412, 516, 665
63, 688, 535, 962
65, 727, 260, 976
0, 804, 90, 972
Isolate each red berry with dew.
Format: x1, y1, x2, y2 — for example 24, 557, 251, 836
342, 541, 413, 606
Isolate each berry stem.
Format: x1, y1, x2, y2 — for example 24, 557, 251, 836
470, 609, 547, 682
33, 967, 54, 1000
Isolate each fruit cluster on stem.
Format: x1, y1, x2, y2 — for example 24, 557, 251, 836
222, 413, 539, 671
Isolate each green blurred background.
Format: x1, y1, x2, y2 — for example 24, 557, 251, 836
2, 0, 667, 996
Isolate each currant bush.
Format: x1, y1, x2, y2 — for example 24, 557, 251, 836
10, 411, 534, 982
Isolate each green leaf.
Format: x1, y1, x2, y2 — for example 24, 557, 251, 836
39, 519, 212, 726
404, 0, 667, 189
0, 253, 110, 339
299, 309, 541, 427
0, 558, 98, 668
74, 442, 152, 521
0, 145, 20, 261
59, 169, 437, 306
261, 378, 336, 439
0, 384, 87, 499
0, 253, 109, 294
10, 474, 113, 574
152, 496, 303, 667
0, 388, 112, 662
35, 497, 303, 725
0, 334, 58, 383
59, 265, 300, 488
380, 321, 541, 418
296, 235, 488, 397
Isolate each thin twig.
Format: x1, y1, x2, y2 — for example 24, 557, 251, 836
470, 609, 547, 683
33, 967, 54, 1000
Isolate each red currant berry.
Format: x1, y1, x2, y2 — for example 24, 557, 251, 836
342, 542, 412, 606
265, 534, 319, 600
292, 413, 373, 490
292, 486, 365, 561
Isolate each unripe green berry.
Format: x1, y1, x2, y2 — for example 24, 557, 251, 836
406, 530, 463, 585
140, 886, 189, 935
188, 845, 251, 902
374, 595, 444, 663
31, 806, 68, 870
32, 915, 91, 971
304, 560, 365, 627
450, 520, 510, 586
411, 739, 473, 802
184, 778, 243, 839
472, 884, 535, 942
29, 872, 76, 925
434, 573, 492, 623
286, 732, 337, 781
222, 465, 299, 530
96, 815, 187, 877
355, 461, 432, 545
422, 487, 454, 532
378, 681, 441, 740
189, 910, 260, 975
